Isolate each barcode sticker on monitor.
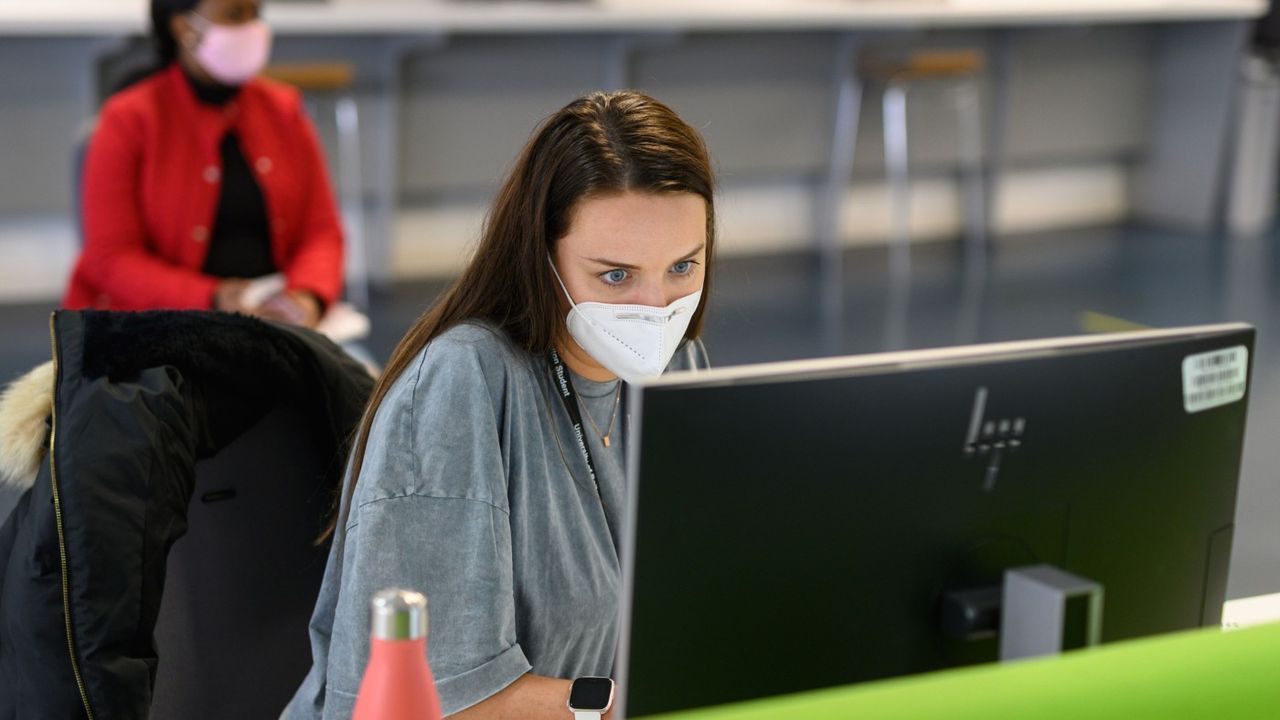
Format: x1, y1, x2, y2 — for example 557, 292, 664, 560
1182, 346, 1248, 414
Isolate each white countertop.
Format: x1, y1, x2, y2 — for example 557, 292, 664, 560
0, 0, 1266, 36
1223, 592, 1280, 631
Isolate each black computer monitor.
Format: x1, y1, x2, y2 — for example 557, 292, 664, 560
617, 324, 1253, 718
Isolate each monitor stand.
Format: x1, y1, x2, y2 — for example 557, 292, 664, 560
1000, 565, 1103, 660
941, 564, 1103, 661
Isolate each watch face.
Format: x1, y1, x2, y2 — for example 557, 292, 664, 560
569, 677, 613, 710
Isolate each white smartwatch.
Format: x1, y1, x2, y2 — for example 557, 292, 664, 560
567, 676, 614, 719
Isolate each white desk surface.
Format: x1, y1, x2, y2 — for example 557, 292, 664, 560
0, 0, 1266, 37
1222, 592, 1280, 631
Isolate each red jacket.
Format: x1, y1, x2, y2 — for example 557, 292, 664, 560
64, 63, 344, 310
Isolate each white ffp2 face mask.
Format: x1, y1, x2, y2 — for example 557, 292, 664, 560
549, 257, 701, 384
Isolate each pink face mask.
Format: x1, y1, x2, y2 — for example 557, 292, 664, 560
191, 15, 272, 86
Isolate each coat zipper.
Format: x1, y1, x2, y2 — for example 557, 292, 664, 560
48, 313, 95, 719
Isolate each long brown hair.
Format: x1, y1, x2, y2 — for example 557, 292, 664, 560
321, 90, 716, 540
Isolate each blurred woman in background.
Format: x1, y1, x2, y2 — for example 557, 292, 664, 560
63, 0, 343, 327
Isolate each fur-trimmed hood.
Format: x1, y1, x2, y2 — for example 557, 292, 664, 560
0, 360, 52, 491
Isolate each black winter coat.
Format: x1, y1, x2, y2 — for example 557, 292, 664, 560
0, 311, 372, 719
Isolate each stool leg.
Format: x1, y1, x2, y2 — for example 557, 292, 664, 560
985, 29, 1012, 245
883, 82, 911, 351
336, 94, 370, 311
604, 36, 631, 92
956, 79, 987, 259
955, 78, 988, 344
817, 34, 862, 357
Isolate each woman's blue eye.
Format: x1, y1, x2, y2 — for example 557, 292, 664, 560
671, 260, 694, 276
602, 269, 629, 285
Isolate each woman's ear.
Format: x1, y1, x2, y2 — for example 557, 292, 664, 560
170, 13, 199, 51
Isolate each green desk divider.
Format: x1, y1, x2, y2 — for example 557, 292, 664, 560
638, 622, 1280, 720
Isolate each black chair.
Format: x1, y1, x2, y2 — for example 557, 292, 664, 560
72, 38, 155, 247
150, 404, 333, 719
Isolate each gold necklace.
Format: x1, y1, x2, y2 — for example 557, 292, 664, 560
580, 382, 623, 447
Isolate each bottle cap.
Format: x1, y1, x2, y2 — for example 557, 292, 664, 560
370, 588, 428, 641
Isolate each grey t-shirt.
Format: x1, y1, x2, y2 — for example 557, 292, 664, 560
285, 321, 708, 718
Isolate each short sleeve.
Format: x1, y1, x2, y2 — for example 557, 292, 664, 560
320, 496, 531, 718
310, 327, 533, 717
666, 337, 711, 373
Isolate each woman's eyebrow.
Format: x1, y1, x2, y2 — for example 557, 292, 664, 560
585, 257, 643, 270
584, 242, 706, 270
673, 242, 707, 262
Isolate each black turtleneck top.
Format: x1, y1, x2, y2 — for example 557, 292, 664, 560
185, 66, 277, 279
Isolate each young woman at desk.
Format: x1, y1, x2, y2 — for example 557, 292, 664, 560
63, 0, 343, 327
286, 91, 715, 719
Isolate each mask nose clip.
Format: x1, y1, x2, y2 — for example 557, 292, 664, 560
615, 312, 667, 324
616, 304, 690, 323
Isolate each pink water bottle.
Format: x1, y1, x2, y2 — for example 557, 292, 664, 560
352, 588, 443, 720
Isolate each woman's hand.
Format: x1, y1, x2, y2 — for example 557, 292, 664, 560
213, 278, 251, 313
256, 289, 322, 328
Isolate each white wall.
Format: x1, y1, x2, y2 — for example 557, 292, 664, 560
0, 25, 1153, 301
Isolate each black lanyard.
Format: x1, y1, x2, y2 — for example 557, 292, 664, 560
548, 348, 599, 494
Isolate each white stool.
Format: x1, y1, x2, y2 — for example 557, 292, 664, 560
862, 49, 989, 349
264, 62, 371, 312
